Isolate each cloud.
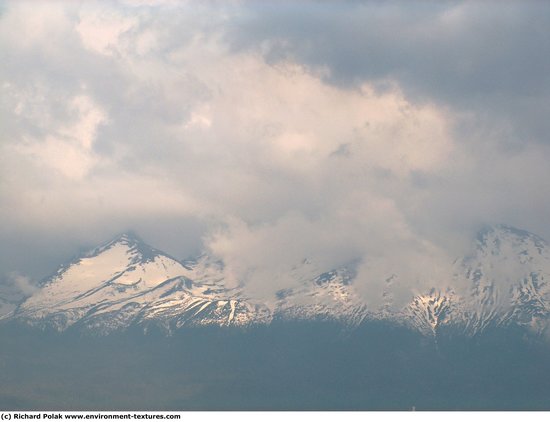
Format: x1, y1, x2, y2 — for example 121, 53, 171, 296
10, 273, 37, 296
11, 95, 107, 180
227, 1, 550, 146
0, 272, 38, 299
76, 6, 138, 56
1, 1, 550, 307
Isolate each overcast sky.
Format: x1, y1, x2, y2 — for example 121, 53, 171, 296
1, 1, 550, 304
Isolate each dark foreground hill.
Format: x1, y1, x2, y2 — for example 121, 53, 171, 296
1, 320, 549, 410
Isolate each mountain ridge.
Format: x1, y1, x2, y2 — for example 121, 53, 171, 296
3, 224, 550, 338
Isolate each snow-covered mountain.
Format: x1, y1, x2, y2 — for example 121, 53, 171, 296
403, 225, 550, 337
8, 233, 271, 334
273, 259, 368, 326
3, 225, 550, 337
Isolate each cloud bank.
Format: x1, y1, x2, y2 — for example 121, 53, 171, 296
1, 1, 550, 306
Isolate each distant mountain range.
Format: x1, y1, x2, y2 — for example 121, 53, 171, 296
2, 225, 550, 338
2, 225, 550, 410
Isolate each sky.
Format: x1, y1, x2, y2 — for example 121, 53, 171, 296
1, 0, 550, 305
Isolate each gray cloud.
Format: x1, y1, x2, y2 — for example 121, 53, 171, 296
227, 1, 550, 146
1, 1, 550, 307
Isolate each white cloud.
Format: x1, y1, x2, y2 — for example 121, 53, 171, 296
12, 95, 107, 180
1, 1, 550, 306
76, 6, 138, 56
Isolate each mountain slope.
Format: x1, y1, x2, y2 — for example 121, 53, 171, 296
12, 233, 269, 333
403, 225, 550, 336
273, 260, 368, 326
5, 225, 550, 337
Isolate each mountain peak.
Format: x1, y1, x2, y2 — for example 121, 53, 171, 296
87, 231, 156, 262
477, 224, 543, 239
8, 224, 550, 337
112, 230, 143, 245
474, 224, 548, 258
